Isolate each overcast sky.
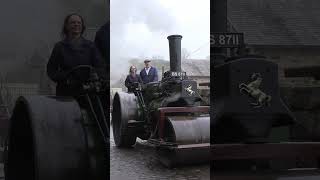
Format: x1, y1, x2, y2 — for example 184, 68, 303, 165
110, 0, 210, 61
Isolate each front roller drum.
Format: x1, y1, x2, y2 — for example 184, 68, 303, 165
112, 92, 140, 147
157, 143, 210, 167
157, 115, 210, 167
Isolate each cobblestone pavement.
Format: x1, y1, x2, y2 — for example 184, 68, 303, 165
110, 126, 320, 180
214, 170, 320, 180
110, 128, 210, 180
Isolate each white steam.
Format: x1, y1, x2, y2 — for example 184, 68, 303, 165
110, 0, 177, 85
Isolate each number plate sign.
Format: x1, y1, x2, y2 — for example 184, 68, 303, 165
210, 33, 244, 48
171, 71, 186, 78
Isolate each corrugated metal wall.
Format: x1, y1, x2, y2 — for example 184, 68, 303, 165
0, 83, 53, 112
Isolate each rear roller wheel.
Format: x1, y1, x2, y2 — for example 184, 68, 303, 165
5, 96, 107, 180
112, 92, 138, 147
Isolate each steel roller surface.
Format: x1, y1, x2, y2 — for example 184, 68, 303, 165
157, 142, 210, 167
166, 116, 210, 144
5, 95, 106, 180
156, 115, 210, 167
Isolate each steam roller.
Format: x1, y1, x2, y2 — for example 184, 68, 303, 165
4, 65, 109, 179
211, 32, 320, 170
112, 35, 210, 167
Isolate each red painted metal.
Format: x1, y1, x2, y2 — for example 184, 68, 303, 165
212, 142, 320, 160
199, 82, 210, 87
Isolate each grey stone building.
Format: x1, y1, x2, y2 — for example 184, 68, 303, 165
228, 0, 320, 81
228, 0, 320, 138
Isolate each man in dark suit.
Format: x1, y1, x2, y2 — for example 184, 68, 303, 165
94, 22, 109, 61
94, 22, 110, 134
140, 59, 158, 84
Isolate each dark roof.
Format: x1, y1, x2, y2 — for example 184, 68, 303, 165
228, 0, 320, 46
182, 59, 210, 76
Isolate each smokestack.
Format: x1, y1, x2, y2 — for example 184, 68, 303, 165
212, 0, 227, 65
167, 35, 182, 72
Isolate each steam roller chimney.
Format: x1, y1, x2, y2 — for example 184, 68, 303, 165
167, 35, 183, 72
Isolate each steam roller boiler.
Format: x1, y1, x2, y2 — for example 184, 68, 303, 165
212, 33, 320, 170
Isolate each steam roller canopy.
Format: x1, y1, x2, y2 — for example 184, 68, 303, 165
5, 96, 107, 180
158, 115, 210, 167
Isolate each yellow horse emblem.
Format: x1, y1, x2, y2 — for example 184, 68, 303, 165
185, 84, 195, 96
239, 73, 272, 108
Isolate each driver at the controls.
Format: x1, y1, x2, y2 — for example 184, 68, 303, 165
47, 13, 106, 96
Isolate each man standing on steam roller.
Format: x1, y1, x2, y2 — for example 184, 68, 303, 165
94, 22, 110, 129
95, 22, 109, 62
95, 22, 109, 85
140, 59, 158, 84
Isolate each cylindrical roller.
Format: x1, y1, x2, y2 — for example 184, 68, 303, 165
112, 92, 139, 147
157, 143, 210, 167
157, 115, 210, 167
5, 96, 106, 180
165, 116, 210, 144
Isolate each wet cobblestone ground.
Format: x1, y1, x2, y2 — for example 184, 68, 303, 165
110, 128, 210, 180
110, 126, 320, 180
214, 170, 320, 180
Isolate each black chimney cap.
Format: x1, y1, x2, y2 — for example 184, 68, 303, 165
167, 35, 183, 39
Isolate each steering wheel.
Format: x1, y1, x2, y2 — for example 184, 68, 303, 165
64, 65, 107, 92
130, 82, 143, 91
64, 65, 97, 83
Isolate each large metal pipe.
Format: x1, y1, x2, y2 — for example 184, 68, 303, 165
167, 35, 183, 72
212, 0, 227, 32
212, 0, 228, 66
6, 96, 107, 180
